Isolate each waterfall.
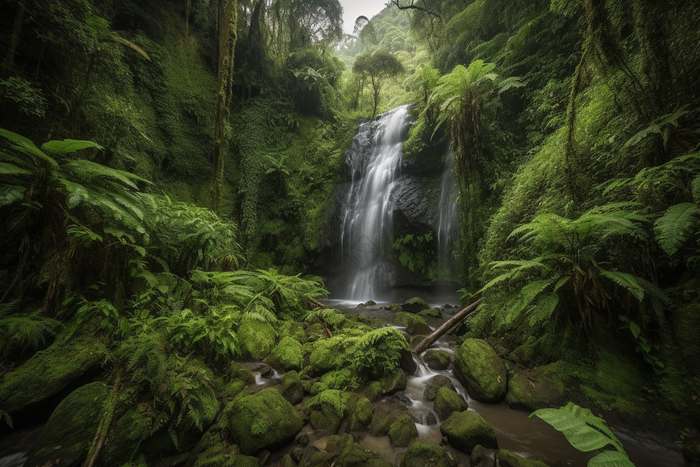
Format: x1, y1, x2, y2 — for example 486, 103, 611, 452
339, 105, 412, 301
436, 149, 459, 281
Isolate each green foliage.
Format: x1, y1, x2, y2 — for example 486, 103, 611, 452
0, 301, 63, 357
352, 327, 409, 379
352, 49, 405, 117
392, 232, 437, 280
531, 402, 635, 467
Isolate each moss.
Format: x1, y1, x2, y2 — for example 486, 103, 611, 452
0, 334, 104, 414
379, 367, 407, 395
267, 336, 304, 371
505, 363, 566, 412
193, 443, 259, 467
440, 410, 498, 453
454, 338, 507, 403
423, 375, 455, 401
410, 334, 430, 348
388, 413, 418, 447
423, 350, 451, 370
392, 312, 432, 335
434, 386, 468, 420
369, 405, 401, 436
401, 297, 431, 313
318, 369, 359, 391
225, 388, 303, 455
360, 381, 383, 402
279, 370, 304, 405
308, 336, 358, 375
228, 363, 256, 385
419, 308, 442, 318
278, 454, 297, 467
304, 389, 351, 432
400, 442, 456, 467
347, 396, 373, 432
336, 434, 392, 467
498, 449, 549, 467
25, 382, 108, 467
237, 315, 277, 361
222, 380, 247, 400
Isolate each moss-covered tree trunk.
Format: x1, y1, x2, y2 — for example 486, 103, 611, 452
212, 0, 238, 209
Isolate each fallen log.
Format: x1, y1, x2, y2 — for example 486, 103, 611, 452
412, 297, 484, 355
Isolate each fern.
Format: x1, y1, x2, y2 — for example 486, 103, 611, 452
654, 202, 699, 255
352, 327, 409, 379
0, 302, 63, 355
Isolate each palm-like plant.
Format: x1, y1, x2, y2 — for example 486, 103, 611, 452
0, 128, 150, 313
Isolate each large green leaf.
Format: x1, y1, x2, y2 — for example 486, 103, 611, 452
598, 269, 645, 301
0, 162, 31, 176
0, 129, 58, 167
41, 139, 103, 155
530, 407, 618, 452
654, 202, 699, 255
588, 451, 635, 467
0, 185, 26, 206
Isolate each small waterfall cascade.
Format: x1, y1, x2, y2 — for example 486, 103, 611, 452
339, 105, 412, 301
436, 149, 459, 280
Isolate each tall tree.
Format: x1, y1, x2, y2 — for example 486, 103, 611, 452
212, 0, 238, 208
352, 49, 404, 118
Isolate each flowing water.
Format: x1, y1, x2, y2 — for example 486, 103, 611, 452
339, 105, 412, 301
436, 149, 459, 281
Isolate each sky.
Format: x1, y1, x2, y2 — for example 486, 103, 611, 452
339, 0, 389, 34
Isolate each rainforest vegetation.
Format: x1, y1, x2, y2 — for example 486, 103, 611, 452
1, 0, 700, 466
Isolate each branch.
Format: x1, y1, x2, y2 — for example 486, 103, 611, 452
412, 297, 483, 355
389, 0, 441, 19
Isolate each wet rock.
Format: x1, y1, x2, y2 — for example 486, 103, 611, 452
505, 363, 566, 412
393, 312, 432, 335
423, 375, 455, 401
25, 382, 108, 467
380, 367, 407, 395
399, 348, 418, 375
470, 445, 497, 467
401, 297, 431, 313
391, 391, 413, 406
400, 441, 456, 467
278, 453, 297, 467
305, 389, 350, 432
369, 404, 402, 436
332, 433, 393, 467
410, 334, 430, 349
434, 386, 468, 420
279, 370, 305, 405
359, 381, 383, 402
298, 445, 334, 467
388, 413, 419, 447
419, 307, 442, 318
0, 334, 104, 415
498, 449, 549, 467
238, 314, 277, 360
454, 338, 507, 403
357, 300, 377, 307
409, 410, 437, 426
227, 387, 304, 455
440, 410, 498, 453
191, 443, 259, 467
347, 396, 373, 433
267, 336, 304, 371
232, 362, 259, 384
424, 349, 451, 370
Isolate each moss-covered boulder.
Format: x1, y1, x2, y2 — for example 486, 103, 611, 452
402, 297, 431, 313
237, 315, 277, 360
368, 404, 402, 436
423, 350, 451, 370
227, 388, 303, 455
380, 367, 406, 395
25, 382, 108, 467
418, 308, 442, 318
267, 336, 304, 371
0, 334, 103, 414
470, 445, 497, 467
278, 453, 297, 467
279, 370, 305, 405
304, 389, 350, 432
393, 312, 433, 336
308, 336, 356, 375
440, 410, 498, 453
505, 363, 566, 411
359, 381, 383, 402
498, 449, 549, 467
347, 396, 373, 433
454, 338, 507, 403
423, 375, 455, 401
388, 413, 418, 447
324, 433, 392, 467
400, 442, 456, 467
434, 386, 468, 420
409, 334, 430, 349
192, 443, 259, 467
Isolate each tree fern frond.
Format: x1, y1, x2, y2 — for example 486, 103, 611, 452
41, 139, 102, 155
528, 292, 560, 326
0, 185, 26, 206
0, 161, 31, 176
0, 128, 58, 167
654, 202, 699, 255
588, 450, 636, 467
599, 269, 644, 301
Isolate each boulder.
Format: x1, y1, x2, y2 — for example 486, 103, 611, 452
304, 389, 350, 432
505, 363, 566, 412
279, 370, 304, 405
422, 375, 455, 401
238, 315, 277, 360
308, 336, 355, 375
369, 404, 402, 436
434, 386, 468, 420
25, 382, 108, 467
0, 334, 103, 414
267, 336, 304, 371
399, 348, 418, 375
400, 442, 456, 467
454, 338, 507, 403
192, 443, 259, 467
359, 381, 383, 402
418, 308, 442, 318
380, 367, 407, 395
401, 297, 431, 313
498, 449, 549, 467
278, 454, 297, 467
346, 396, 373, 433
440, 410, 498, 453
388, 413, 418, 447
423, 349, 451, 370
227, 388, 304, 455
393, 312, 433, 336
470, 445, 497, 467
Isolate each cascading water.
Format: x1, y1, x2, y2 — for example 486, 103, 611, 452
436, 149, 459, 280
339, 105, 412, 301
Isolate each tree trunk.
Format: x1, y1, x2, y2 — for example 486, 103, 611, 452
412, 297, 483, 355
2, 3, 25, 73
211, 0, 238, 209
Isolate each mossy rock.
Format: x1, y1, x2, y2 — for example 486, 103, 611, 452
228, 363, 256, 385
454, 338, 507, 403
222, 379, 247, 400
369, 404, 402, 436
470, 445, 497, 467
498, 449, 549, 467
418, 308, 442, 318
279, 321, 309, 344
237, 314, 277, 360
347, 396, 373, 433
279, 370, 304, 405
0, 334, 104, 414
423, 375, 455, 401
400, 442, 456, 467
267, 336, 304, 371
192, 443, 259, 467
298, 446, 335, 467
359, 381, 383, 402
278, 453, 297, 467
308, 336, 357, 375
393, 312, 432, 336
434, 386, 468, 420
505, 363, 566, 412
423, 350, 451, 370
379, 367, 406, 395
388, 413, 418, 447
440, 410, 498, 453
226, 388, 303, 455
409, 334, 430, 349
304, 389, 351, 432
401, 297, 430, 313
25, 382, 108, 467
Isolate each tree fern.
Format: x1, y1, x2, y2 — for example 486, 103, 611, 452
654, 202, 699, 255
